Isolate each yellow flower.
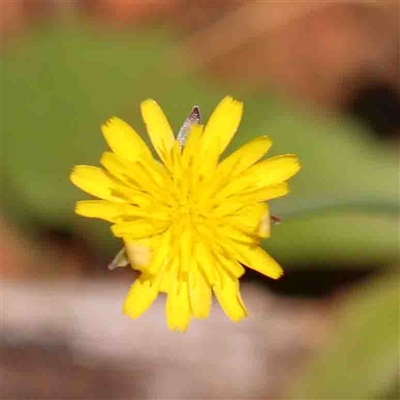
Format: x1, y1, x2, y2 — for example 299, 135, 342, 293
70, 96, 300, 331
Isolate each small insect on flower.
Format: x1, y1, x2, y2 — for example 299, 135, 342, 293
70, 96, 301, 331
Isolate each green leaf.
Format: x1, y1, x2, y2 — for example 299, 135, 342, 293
288, 273, 400, 399
265, 212, 400, 267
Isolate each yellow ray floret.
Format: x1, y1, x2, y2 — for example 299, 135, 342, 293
70, 96, 301, 331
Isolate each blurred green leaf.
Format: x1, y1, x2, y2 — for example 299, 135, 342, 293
288, 273, 400, 399
267, 213, 399, 267
1, 20, 399, 265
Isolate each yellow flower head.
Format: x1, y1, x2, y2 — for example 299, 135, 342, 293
70, 96, 300, 331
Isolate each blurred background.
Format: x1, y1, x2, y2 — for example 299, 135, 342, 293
1, 1, 399, 399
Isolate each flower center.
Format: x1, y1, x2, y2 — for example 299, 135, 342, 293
173, 193, 205, 226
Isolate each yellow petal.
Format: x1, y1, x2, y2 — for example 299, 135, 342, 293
238, 245, 283, 279
101, 117, 152, 162
171, 140, 182, 184
217, 135, 272, 179
123, 275, 159, 318
70, 165, 126, 202
179, 223, 193, 276
124, 238, 152, 269
166, 280, 191, 332
189, 266, 212, 319
202, 96, 243, 157
100, 151, 131, 183
235, 182, 289, 203
213, 272, 247, 321
215, 155, 299, 200
195, 240, 217, 285
217, 253, 245, 278
146, 229, 172, 275
197, 149, 219, 188
140, 99, 174, 164
212, 199, 248, 217
180, 124, 205, 193
75, 200, 140, 222
159, 258, 178, 293
218, 223, 257, 244
258, 207, 271, 238
181, 124, 204, 170
100, 152, 160, 198
219, 202, 267, 225
111, 219, 168, 239
243, 154, 301, 188
144, 158, 172, 186
225, 203, 269, 239
195, 230, 245, 278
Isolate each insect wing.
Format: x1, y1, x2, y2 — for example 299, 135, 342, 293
177, 105, 201, 148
